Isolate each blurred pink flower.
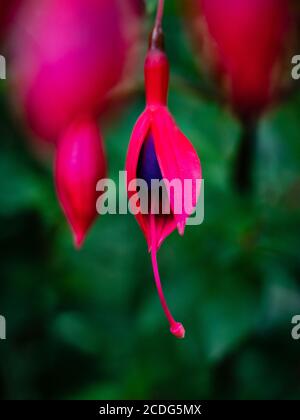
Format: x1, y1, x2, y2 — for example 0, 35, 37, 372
7, 0, 143, 245
55, 117, 106, 248
189, 0, 292, 118
10, 0, 142, 142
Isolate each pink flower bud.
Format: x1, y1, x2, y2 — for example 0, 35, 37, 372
55, 118, 106, 248
9, 0, 142, 142
188, 0, 293, 118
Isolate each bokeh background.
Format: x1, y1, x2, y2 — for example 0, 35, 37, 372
1, 0, 300, 400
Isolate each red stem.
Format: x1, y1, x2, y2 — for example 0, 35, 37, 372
150, 0, 165, 49
155, 0, 165, 29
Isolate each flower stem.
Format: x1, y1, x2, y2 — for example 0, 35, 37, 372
150, 0, 165, 50
155, 0, 165, 29
234, 117, 258, 195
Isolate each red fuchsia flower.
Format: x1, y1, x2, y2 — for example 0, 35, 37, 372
55, 118, 106, 248
9, 0, 142, 143
188, 0, 292, 119
8, 0, 142, 246
126, 2, 202, 339
187, 0, 294, 193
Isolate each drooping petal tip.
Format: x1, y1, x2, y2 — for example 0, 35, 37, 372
73, 231, 85, 250
177, 221, 186, 236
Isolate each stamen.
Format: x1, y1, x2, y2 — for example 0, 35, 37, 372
150, 214, 185, 339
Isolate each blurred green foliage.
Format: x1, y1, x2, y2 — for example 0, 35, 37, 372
1, 0, 300, 400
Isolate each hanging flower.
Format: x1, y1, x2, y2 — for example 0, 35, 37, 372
8, 0, 142, 246
9, 0, 142, 142
126, 2, 202, 338
187, 0, 292, 119
55, 117, 106, 248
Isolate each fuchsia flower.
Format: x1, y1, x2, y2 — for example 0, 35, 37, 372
10, 0, 142, 142
8, 0, 142, 246
187, 0, 293, 194
189, 0, 292, 118
55, 118, 106, 248
126, 35, 202, 338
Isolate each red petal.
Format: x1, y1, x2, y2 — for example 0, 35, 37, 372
152, 107, 202, 234
126, 109, 151, 239
126, 108, 178, 250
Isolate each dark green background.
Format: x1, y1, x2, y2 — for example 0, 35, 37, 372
1, 1, 300, 400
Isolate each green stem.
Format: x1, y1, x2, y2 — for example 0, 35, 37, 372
234, 117, 258, 195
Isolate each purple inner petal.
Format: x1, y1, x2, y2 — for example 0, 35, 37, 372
137, 133, 162, 189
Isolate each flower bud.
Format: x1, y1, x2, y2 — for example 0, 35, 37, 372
55, 118, 106, 248
9, 0, 142, 142
187, 0, 293, 118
